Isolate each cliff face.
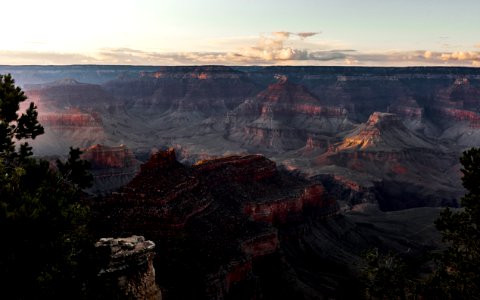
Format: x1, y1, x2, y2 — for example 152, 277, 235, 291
82, 144, 137, 169
98, 149, 214, 234
243, 184, 337, 224
27, 110, 107, 156
105, 66, 259, 119
39, 111, 103, 127
436, 78, 480, 109
9, 66, 474, 212
13, 66, 480, 177
95, 236, 161, 300
312, 111, 461, 210
94, 149, 337, 300
194, 154, 278, 183
228, 79, 352, 151
337, 112, 435, 151
418, 78, 480, 145
387, 97, 424, 131
81, 144, 140, 193
25, 79, 117, 111
433, 107, 480, 128
7, 65, 480, 299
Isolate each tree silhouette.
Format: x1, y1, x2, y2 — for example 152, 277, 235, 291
430, 148, 480, 299
0, 74, 95, 299
362, 148, 480, 299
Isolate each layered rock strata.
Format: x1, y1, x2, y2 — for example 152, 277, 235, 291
314, 112, 460, 210
81, 144, 140, 193
229, 79, 352, 151
94, 149, 337, 299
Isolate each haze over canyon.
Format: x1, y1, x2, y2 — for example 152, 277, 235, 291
2, 65, 479, 299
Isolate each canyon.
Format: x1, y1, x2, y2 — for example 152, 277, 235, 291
2, 65, 479, 298
93, 149, 338, 299
92, 148, 442, 299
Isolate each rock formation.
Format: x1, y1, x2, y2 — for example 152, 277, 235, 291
228, 78, 352, 151
105, 66, 259, 119
93, 149, 337, 299
95, 236, 161, 300
7, 65, 475, 211
337, 112, 435, 151
25, 78, 117, 111
81, 144, 141, 193
5, 65, 480, 298
313, 112, 461, 210
27, 109, 107, 155
387, 97, 425, 132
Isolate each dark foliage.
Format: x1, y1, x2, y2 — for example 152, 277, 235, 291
0, 74, 95, 299
362, 248, 417, 300
362, 148, 480, 299
429, 147, 480, 299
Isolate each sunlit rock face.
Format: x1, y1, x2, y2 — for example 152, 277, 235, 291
338, 112, 435, 151
314, 112, 460, 210
93, 149, 337, 299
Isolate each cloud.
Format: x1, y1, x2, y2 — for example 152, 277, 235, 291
0, 31, 348, 66
438, 51, 479, 61
1, 32, 479, 67
0, 50, 99, 65
233, 31, 335, 62
351, 50, 480, 66
4, 48, 479, 67
475, 44, 480, 48
271, 31, 320, 40
297, 32, 320, 39
423, 51, 433, 59
272, 31, 291, 39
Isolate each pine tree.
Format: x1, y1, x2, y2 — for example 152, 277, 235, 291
430, 148, 480, 299
0, 74, 95, 299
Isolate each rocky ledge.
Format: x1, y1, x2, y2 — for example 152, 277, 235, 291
95, 235, 161, 300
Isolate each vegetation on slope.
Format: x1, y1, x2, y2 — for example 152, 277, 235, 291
0, 74, 94, 299
363, 147, 480, 299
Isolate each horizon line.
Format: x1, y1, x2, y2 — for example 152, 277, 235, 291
1, 64, 480, 69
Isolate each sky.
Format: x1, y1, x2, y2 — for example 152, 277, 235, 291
1, 0, 480, 66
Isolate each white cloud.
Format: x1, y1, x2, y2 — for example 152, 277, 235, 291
272, 31, 291, 39
1, 33, 479, 67
439, 51, 480, 61
423, 51, 433, 59
353, 50, 480, 66
234, 31, 333, 62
